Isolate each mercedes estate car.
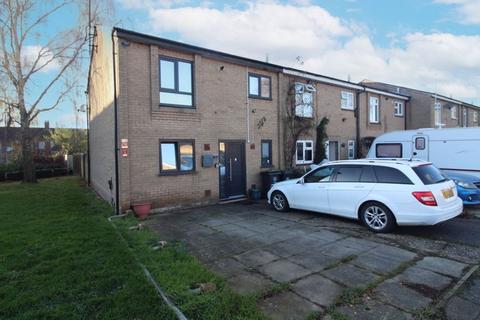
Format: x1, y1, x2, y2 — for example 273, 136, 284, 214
267, 159, 463, 233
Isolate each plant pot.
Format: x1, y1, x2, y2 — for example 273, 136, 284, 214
132, 202, 152, 219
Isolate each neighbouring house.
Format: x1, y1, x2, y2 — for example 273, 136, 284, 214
0, 121, 59, 164
88, 27, 415, 213
361, 81, 480, 130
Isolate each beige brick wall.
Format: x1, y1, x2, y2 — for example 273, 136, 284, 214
116, 41, 280, 211
88, 30, 116, 206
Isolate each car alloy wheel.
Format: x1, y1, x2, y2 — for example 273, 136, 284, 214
364, 205, 387, 230
271, 192, 289, 212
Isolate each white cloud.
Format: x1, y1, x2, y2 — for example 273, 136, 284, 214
120, 0, 480, 104
435, 0, 480, 24
21, 45, 60, 73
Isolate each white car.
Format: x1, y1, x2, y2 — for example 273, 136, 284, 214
267, 159, 463, 233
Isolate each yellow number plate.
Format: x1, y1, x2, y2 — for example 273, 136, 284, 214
442, 188, 454, 199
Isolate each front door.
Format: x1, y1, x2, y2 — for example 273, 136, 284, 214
412, 135, 429, 161
328, 141, 339, 161
219, 141, 246, 199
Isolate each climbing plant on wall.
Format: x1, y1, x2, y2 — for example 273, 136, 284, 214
314, 117, 329, 164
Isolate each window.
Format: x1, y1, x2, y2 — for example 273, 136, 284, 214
347, 140, 355, 160
360, 166, 377, 183
474, 111, 478, 123
159, 57, 193, 108
463, 109, 468, 127
394, 101, 404, 116
369, 97, 379, 123
413, 164, 448, 185
451, 106, 458, 120
376, 143, 402, 158
296, 140, 313, 164
341, 91, 354, 110
38, 141, 45, 150
434, 102, 442, 126
261, 140, 272, 167
248, 73, 271, 99
334, 166, 362, 182
415, 137, 426, 150
159, 140, 195, 174
373, 166, 413, 184
295, 82, 314, 118
304, 166, 335, 183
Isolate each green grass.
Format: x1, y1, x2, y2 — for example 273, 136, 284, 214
0, 177, 265, 319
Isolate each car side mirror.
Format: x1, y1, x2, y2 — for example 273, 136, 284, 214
298, 178, 305, 185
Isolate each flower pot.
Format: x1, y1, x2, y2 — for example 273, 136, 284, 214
132, 202, 152, 219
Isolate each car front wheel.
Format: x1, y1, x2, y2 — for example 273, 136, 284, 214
360, 202, 396, 233
271, 191, 289, 212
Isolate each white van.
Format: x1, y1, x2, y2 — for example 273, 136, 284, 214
366, 127, 480, 178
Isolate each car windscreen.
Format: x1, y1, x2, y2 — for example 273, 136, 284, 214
413, 164, 448, 185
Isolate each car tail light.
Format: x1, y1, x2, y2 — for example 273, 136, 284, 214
412, 191, 437, 206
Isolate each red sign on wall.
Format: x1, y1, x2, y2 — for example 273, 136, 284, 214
121, 139, 128, 157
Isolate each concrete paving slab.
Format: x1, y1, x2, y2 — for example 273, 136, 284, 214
370, 244, 417, 262
337, 298, 413, 320
292, 274, 343, 307
226, 272, 275, 295
258, 291, 322, 320
459, 278, 480, 304
318, 243, 361, 259
234, 248, 280, 267
445, 296, 480, 320
263, 239, 310, 258
352, 252, 407, 275
309, 229, 345, 242
374, 280, 432, 313
335, 237, 380, 251
288, 252, 338, 273
393, 266, 453, 292
260, 259, 312, 283
207, 257, 250, 278
322, 263, 380, 288
415, 256, 468, 278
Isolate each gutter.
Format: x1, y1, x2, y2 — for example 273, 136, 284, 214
112, 29, 120, 215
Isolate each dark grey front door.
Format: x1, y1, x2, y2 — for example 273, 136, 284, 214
219, 141, 246, 199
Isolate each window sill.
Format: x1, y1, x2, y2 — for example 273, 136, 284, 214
341, 107, 355, 111
159, 104, 196, 110
158, 170, 197, 176
249, 95, 272, 101
394, 114, 404, 117
368, 121, 381, 125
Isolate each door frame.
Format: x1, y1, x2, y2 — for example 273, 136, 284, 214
412, 135, 429, 161
218, 140, 247, 200
326, 140, 340, 161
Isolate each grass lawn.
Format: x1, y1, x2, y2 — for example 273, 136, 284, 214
0, 177, 265, 320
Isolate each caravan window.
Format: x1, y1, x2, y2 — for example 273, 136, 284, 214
376, 143, 402, 158
415, 137, 426, 150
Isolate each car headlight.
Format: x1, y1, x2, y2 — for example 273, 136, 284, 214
454, 180, 478, 189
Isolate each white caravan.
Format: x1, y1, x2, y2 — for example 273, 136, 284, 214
366, 127, 480, 178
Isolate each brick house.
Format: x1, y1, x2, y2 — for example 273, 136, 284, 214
88, 27, 414, 213
361, 81, 480, 130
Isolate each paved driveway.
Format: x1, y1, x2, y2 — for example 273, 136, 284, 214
148, 202, 480, 320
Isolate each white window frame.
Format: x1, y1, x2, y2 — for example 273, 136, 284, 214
463, 109, 468, 127
347, 140, 355, 160
296, 140, 314, 165
341, 91, 354, 110
474, 111, 478, 123
451, 106, 457, 120
393, 101, 404, 116
434, 102, 442, 126
369, 97, 379, 123
295, 82, 314, 118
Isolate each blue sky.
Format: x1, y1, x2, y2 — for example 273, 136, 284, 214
33, 0, 480, 127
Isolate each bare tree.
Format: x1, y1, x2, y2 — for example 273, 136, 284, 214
0, 0, 97, 182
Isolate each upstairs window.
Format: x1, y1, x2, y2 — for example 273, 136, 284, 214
249, 73, 271, 99
474, 111, 478, 123
394, 101, 404, 116
160, 140, 195, 174
296, 140, 313, 165
463, 109, 468, 127
434, 102, 442, 126
159, 57, 194, 108
451, 106, 458, 120
295, 82, 315, 118
369, 97, 379, 123
341, 91, 354, 110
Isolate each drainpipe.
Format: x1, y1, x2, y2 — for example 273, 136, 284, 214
111, 29, 120, 215
246, 67, 250, 143
354, 88, 364, 159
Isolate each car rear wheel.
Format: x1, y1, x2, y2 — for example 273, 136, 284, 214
271, 191, 289, 212
360, 202, 396, 233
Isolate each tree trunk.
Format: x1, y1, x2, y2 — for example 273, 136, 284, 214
20, 110, 36, 183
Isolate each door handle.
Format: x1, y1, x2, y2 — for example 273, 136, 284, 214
229, 158, 232, 182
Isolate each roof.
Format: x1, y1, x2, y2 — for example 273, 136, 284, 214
361, 80, 479, 109
113, 27, 408, 98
